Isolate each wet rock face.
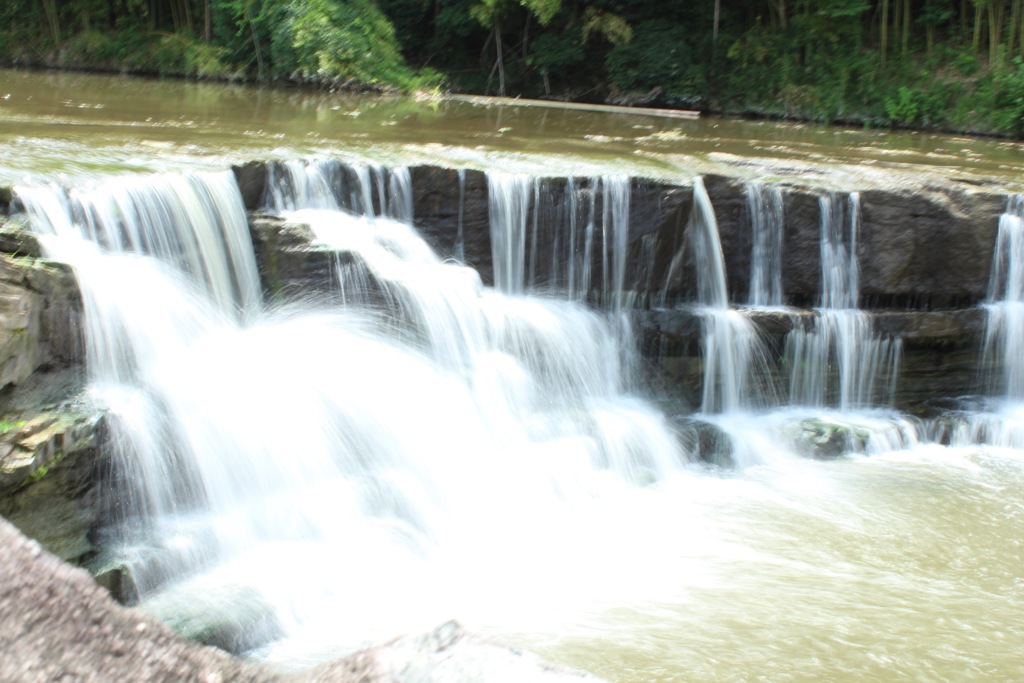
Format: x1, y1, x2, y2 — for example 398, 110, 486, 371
412, 166, 492, 283
640, 306, 993, 417
0, 411, 106, 564
0, 224, 99, 565
0, 248, 83, 390
858, 188, 1006, 308
249, 214, 339, 302
233, 161, 269, 211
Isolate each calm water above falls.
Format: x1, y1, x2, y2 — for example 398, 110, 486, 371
4, 67, 1024, 188
6, 69, 1024, 683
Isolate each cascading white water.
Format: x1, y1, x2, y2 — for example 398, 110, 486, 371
947, 195, 1024, 448
745, 182, 786, 308
786, 193, 901, 410
484, 172, 639, 394
264, 159, 412, 222
487, 173, 531, 296
600, 176, 630, 313
17, 160, 686, 664
663, 178, 763, 416
485, 172, 630, 307
982, 194, 1024, 399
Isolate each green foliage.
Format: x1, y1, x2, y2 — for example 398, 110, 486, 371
884, 86, 920, 126
581, 8, 632, 46
232, 0, 418, 88
527, 32, 584, 74
0, 419, 26, 435
606, 22, 705, 103
819, 0, 870, 19
471, 0, 560, 28
983, 56, 1024, 134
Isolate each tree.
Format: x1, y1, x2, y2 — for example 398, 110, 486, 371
470, 0, 560, 94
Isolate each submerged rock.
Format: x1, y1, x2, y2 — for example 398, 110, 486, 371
671, 415, 734, 465
306, 620, 602, 683
782, 418, 870, 459
143, 585, 284, 655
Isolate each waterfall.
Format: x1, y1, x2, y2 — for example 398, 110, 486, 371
786, 192, 901, 410
745, 182, 785, 307
16, 162, 683, 661
17, 172, 261, 318
982, 194, 1024, 399
691, 180, 750, 414
947, 195, 1024, 449
600, 176, 631, 312
455, 169, 466, 262
678, 179, 761, 415
486, 172, 530, 295
485, 172, 630, 305
264, 159, 412, 221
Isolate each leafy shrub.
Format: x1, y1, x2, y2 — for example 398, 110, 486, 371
606, 21, 705, 103
884, 86, 920, 126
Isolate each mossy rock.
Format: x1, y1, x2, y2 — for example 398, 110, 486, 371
0, 225, 43, 259
672, 415, 734, 465
782, 418, 869, 459
144, 584, 284, 655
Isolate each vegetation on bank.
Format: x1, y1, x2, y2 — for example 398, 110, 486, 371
3, 0, 1024, 136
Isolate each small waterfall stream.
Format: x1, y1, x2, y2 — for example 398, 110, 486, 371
786, 193, 902, 410
949, 194, 1024, 447
982, 194, 1024, 399
745, 182, 786, 308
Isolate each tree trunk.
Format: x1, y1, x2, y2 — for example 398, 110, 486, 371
40, 0, 60, 45
713, 0, 721, 41
881, 0, 889, 65
1008, 0, 1020, 59
987, 0, 1004, 64
901, 0, 910, 56
495, 20, 506, 96
1015, 0, 1024, 55
246, 4, 265, 82
974, 1, 984, 53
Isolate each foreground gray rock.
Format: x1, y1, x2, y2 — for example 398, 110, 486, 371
0, 513, 604, 682
0, 515, 277, 683
307, 621, 601, 683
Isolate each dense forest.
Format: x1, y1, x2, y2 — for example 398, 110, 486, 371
2, 0, 1024, 135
